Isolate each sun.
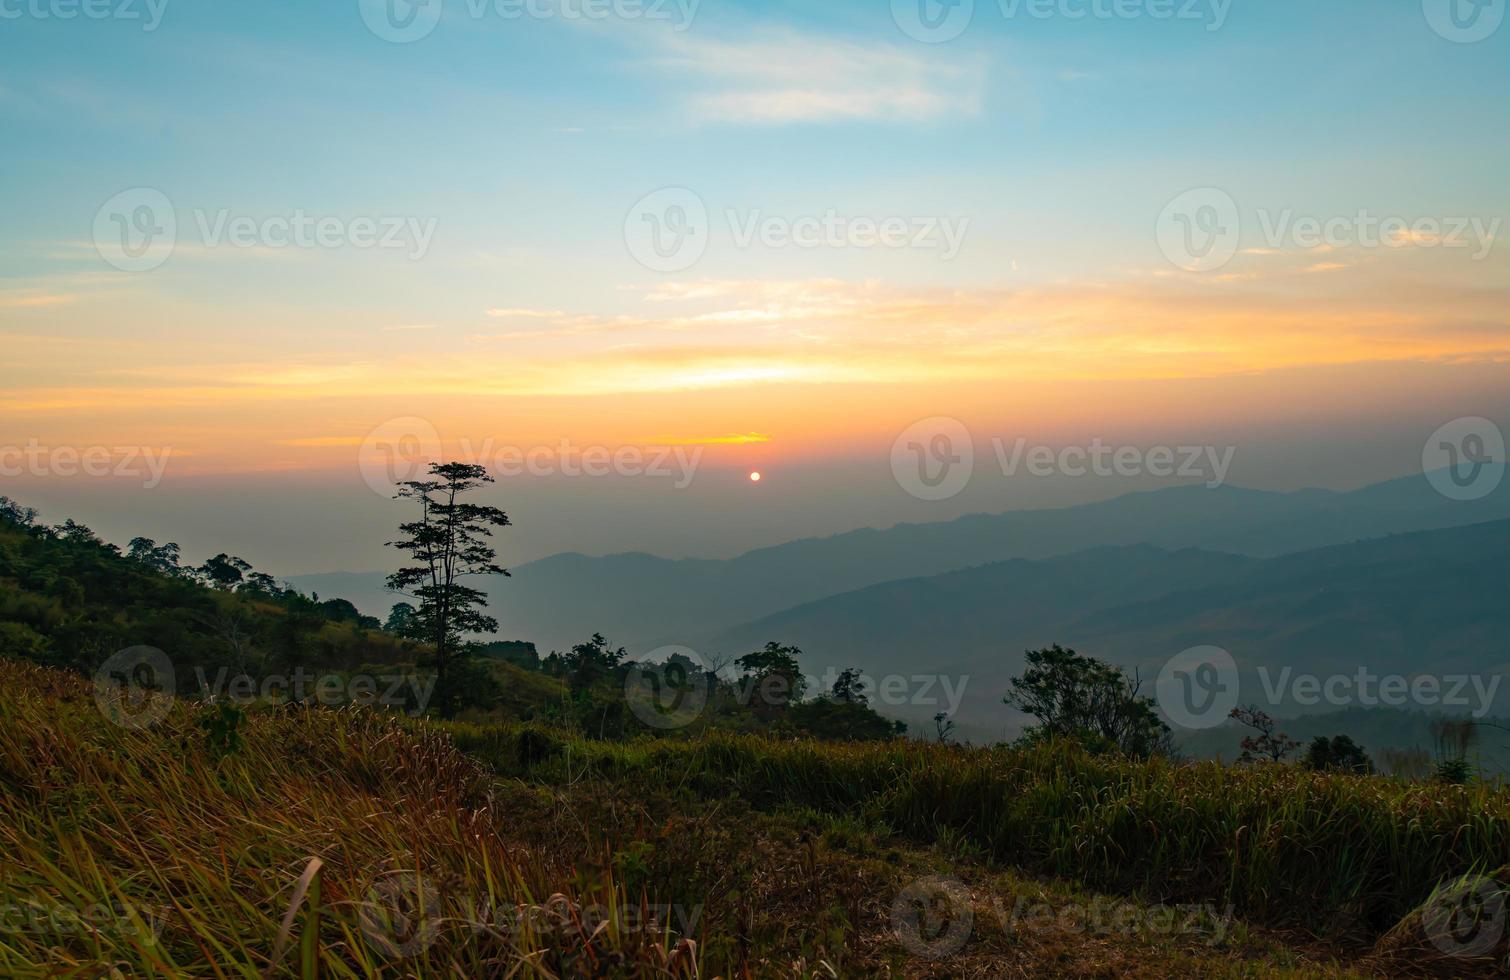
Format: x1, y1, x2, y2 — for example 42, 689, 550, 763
748, 471, 762, 483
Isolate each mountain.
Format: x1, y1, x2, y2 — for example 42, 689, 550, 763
703, 518, 1510, 742
290, 467, 1510, 656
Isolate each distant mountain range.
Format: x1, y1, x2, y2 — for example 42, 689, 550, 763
704, 518, 1510, 742
291, 467, 1510, 663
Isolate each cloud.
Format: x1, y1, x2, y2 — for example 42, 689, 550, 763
654, 32, 983, 123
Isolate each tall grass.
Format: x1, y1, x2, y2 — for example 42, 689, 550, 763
451, 723, 1510, 936
0, 660, 699, 978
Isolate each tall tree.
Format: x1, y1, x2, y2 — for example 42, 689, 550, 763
386, 462, 511, 685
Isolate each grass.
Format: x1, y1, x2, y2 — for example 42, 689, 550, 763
0, 659, 699, 978
450, 724, 1510, 939
1, 657, 1498, 977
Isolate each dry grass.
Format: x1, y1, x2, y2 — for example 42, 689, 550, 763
0, 659, 1491, 977
0, 660, 698, 977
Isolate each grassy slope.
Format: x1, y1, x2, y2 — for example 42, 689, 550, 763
17, 661, 1510, 972
9, 658, 1493, 978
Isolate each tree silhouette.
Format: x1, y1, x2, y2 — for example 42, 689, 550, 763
830, 667, 868, 705
1230, 706, 1299, 763
386, 462, 511, 687
1006, 645, 1170, 757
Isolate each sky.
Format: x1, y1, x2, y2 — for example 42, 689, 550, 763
2, 0, 1509, 574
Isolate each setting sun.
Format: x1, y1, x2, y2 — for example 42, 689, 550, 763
749, 471, 762, 483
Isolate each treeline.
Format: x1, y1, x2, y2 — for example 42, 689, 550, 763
0, 494, 908, 740
0, 495, 413, 684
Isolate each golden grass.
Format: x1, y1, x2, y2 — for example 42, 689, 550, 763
0, 660, 698, 978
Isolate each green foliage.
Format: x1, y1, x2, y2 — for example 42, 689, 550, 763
1305, 734, 1374, 774
1005, 644, 1171, 758
735, 641, 806, 717
0, 500, 419, 690
198, 701, 246, 758
787, 698, 905, 741
1434, 757, 1473, 785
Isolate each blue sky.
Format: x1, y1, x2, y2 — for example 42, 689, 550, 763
2, 0, 1508, 571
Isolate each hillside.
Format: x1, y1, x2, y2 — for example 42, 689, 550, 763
291, 469, 1510, 655
3, 657, 1497, 977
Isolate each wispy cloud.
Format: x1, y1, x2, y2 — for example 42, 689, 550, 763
654, 32, 983, 124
